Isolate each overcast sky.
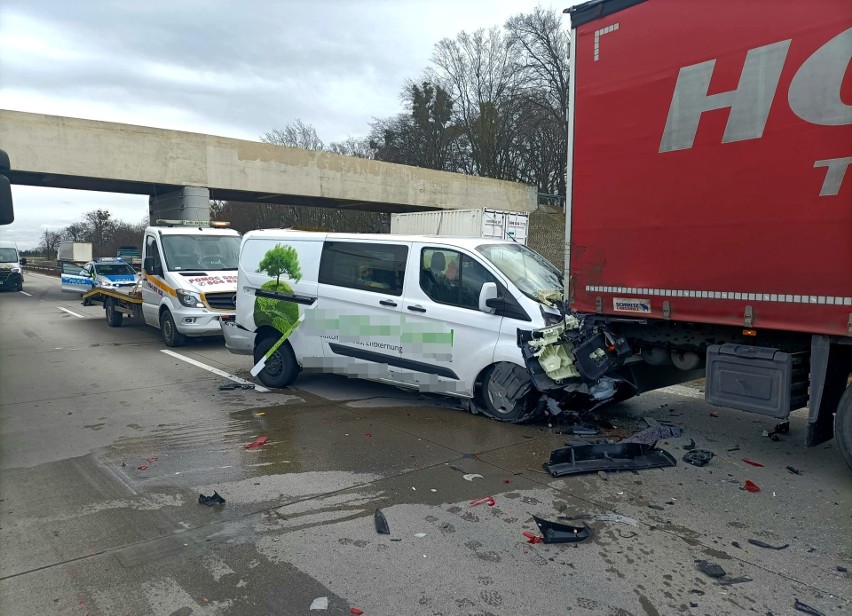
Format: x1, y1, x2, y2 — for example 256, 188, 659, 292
0, 0, 572, 249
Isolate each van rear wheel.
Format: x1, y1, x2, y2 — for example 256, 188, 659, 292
253, 335, 298, 388
479, 363, 536, 423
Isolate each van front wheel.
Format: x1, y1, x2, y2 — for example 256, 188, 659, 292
160, 310, 185, 347
479, 363, 536, 423
254, 335, 298, 388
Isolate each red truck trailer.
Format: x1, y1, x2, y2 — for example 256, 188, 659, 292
521, 0, 851, 467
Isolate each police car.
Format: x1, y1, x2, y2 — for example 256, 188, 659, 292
60, 258, 141, 296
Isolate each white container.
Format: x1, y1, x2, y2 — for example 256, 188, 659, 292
390, 208, 529, 245
57, 242, 93, 263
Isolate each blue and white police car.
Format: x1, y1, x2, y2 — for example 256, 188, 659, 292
61, 258, 141, 297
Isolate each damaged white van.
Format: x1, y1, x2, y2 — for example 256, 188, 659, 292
224, 230, 634, 422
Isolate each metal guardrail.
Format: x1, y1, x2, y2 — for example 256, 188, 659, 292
24, 264, 61, 277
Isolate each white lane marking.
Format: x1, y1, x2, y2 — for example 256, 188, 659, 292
160, 349, 269, 392
58, 306, 86, 318
19, 291, 32, 296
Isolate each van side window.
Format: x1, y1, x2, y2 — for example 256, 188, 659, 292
319, 241, 407, 296
146, 237, 162, 271
420, 248, 496, 310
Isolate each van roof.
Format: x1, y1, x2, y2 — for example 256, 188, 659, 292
242, 229, 520, 250
148, 225, 240, 237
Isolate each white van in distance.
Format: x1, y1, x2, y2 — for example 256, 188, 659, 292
224, 230, 572, 421
0, 239, 25, 292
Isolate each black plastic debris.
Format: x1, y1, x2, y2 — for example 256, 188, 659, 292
794, 599, 825, 616
531, 515, 593, 544
198, 491, 225, 506
683, 438, 696, 450
218, 383, 239, 390
748, 538, 789, 550
544, 443, 676, 477
682, 449, 715, 467
572, 425, 599, 436
240, 383, 255, 390
621, 425, 683, 445
786, 465, 803, 475
837, 566, 848, 573
648, 504, 665, 511
374, 509, 390, 535
726, 445, 741, 452
732, 541, 742, 549
695, 560, 726, 578
719, 576, 752, 585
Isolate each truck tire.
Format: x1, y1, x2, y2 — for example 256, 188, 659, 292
253, 335, 298, 388
105, 298, 123, 327
835, 385, 852, 472
478, 363, 537, 423
160, 309, 185, 347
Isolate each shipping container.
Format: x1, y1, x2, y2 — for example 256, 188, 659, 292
390, 209, 529, 245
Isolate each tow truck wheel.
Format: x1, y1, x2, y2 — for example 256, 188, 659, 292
160, 309, 185, 347
253, 335, 298, 388
105, 298, 123, 327
835, 385, 852, 472
479, 363, 534, 422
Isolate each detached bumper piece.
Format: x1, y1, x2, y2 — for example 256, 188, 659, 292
544, 443, 676, 477
531, 515, 593, 544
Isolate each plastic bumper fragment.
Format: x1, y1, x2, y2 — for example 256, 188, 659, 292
531, 515, 593, 544
544, 443, 676, 477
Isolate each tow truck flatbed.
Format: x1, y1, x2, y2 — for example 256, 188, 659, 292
82, 286, 143, 327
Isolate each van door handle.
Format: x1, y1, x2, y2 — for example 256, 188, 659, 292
379, 299, 397, 307
407, 305, 427, 313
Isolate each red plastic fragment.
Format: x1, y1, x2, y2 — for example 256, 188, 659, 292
350, 609, 364, 615
146, 457, 158, 463
742, 458, 764, 467
523, 531, 543, 544
744, 480, 761, 493
503, 479, 511, 484
245, 436, 268, 449
364, 433, 372, 439
708, 411, 720, 417
469, 496, 496, 507
137, 465, 148, 471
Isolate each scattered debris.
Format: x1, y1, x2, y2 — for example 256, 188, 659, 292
532, 515, 593, 544
572, 425, 599, 436
689, 589, 705, 596
708, 411, 720, 417
744, 480, 761, 493
732, 541, 742, 549
414, 533, 427, 538
241, 383, 255, 390
594, 513, 638, 526
648, 504, 665, 511
793, 599, 825, 615
136, 465, 148, 471
695, 560, 726, 578
374, 509, 390, 535
146, 457, 158, 463
462, 474, 483, 482
617, 530, 638, 539
742, 458, 764, 467
245, 436, 268, 450
683, 438, 696, 451
718, 576, 753, 585
522, 531, 543, 544
469, 496, 496, 507
690, 602, 698, 608
390, 538, 401, 542
786, 466, 803, 475
837, 566, 848, 573
560, 513, 593, 521
544, 443, 676, 477
350, 609, 364, 615
198, 491, 226, 506
622, 424, 683, 445
364, 433, 372, 439
309, 597, 329, 610
764, 421, 791, 441
446, 464, 466, 474
726, 445, 741, 452
218, 383, 239, 390
748, 538, 789, 550
682, 449, 715, 467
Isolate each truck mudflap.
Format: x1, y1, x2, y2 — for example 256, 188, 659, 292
518, 311, 637, 416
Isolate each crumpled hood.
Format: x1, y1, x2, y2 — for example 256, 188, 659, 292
0, 263, 19, 270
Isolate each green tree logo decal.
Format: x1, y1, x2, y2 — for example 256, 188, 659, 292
254, 244, 302, 335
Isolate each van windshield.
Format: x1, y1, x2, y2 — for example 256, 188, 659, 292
477, 243, 563, 303
161, 235, 240, 271
0, 247, 18, 263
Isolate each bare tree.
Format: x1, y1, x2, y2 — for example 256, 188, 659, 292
261, 120, 324, 151
82, 209, 116, 258
62, 222, 88, 242
327, 136, 375, 159
39, 229, 62, 260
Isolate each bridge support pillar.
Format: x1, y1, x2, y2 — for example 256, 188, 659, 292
149, 187, 210, 223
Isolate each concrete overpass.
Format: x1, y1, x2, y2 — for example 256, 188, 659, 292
0, 109, 535, 221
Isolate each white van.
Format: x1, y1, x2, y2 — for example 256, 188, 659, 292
224, 230, 567, 421
0, 239, 25, 292
140, 222, 241, 346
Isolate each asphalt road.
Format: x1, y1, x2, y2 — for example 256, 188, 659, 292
1, 272, 849, 616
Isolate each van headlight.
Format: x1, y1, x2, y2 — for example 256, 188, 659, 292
10, 267, 21, 274
177, 290, 203, 308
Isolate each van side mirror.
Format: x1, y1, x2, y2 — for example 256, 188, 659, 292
143, 257, 161, 276
19, 257, 27, 266
0, 149, 14, 226
479, 282, 499, 314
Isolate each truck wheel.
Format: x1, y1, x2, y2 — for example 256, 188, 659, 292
160, 309, 185, 347
253, 335, 298, 388
835, 385, 852, 472
478, 363, 535, 422
105, 298, 123, 327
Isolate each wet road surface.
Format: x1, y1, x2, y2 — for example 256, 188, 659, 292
1, 273, 850, 615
